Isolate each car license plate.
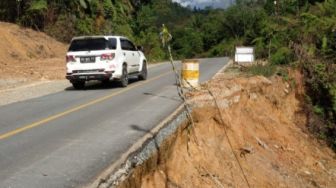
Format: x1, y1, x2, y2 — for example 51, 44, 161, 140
79, 76, 87, 79
80, 56, 95, 63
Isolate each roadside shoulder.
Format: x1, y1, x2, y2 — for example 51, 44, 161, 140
0, 80, 69, 106
0, 62, 168, 107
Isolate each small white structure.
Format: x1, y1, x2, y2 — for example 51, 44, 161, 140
235, 46, 255, 64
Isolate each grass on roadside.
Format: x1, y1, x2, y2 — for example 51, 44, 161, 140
244, 63, 277, 77
243, 63, 296, 90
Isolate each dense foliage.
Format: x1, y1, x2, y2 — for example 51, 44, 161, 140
0, 0, 193, 61
0, 0, 335, 148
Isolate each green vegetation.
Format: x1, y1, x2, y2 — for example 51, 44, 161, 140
245, 64, 277, 77
271, 47, 294, 65
0, 0, 335, 149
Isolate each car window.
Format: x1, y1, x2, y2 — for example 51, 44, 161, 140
120, 39, 128, 50
68, 38, 108, 51
126, 40, 136, 51
121, 39, 136, 51
108, 38, 117, 50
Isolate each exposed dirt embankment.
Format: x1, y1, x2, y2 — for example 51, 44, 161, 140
0, 22, 67, 89
118, 71, 336, 188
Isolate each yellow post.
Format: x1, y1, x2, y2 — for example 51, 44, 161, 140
181, 59, 199, 88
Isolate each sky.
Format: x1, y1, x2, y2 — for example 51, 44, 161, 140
172, 0, 233, 9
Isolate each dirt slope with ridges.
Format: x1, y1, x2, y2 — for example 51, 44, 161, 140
0, 22, 67, 88
119, 70, 336, 188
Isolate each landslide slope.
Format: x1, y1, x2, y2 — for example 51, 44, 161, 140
0, 22, 67, 87
120, 70, 336, 188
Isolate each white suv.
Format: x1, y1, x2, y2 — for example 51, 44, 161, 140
66, 36, 147, 89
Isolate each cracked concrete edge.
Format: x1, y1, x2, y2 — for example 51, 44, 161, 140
87, 59, 233, 188
87, 104, 186, 188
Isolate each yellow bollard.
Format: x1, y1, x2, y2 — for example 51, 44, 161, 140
181, 59, 199, 88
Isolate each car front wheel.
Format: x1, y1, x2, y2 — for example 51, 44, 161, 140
120, 65, 128, 87
138, 61, 147, 81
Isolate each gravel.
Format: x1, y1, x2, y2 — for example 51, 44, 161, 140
0, 80, 69, 106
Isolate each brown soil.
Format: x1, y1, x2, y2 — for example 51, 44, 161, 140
119, 70, 336, 188
0, 22, 67, 88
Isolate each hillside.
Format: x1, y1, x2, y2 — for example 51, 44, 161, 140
0, 22, 67, 88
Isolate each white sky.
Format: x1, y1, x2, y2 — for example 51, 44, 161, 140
172, 0, 233, 8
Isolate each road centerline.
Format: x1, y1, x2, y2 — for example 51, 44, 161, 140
0, 70, 173, 141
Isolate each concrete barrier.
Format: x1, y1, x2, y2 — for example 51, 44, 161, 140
181, 59, 199, 88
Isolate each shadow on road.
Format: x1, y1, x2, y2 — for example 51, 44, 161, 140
64, 78, 139, 91
130, 124, 161, 162
129, 125, 161, 160
143, 92, 181, 102
130, 124, 152, 134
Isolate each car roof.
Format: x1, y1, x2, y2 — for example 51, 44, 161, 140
71, 35, 129, 41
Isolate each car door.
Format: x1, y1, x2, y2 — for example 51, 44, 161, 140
127, 40, 141, 72
121, 39, 140, 73
120, 39, 131, 72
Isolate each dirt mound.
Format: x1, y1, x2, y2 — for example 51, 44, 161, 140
119, 71, 336, 188
0, 22, 67, 88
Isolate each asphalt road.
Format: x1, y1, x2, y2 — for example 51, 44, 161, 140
0, 57, 229, 188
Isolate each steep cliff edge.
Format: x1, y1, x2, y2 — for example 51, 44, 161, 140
119, 70, 336, 188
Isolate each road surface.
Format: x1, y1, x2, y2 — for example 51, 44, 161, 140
0, 57, 229, 188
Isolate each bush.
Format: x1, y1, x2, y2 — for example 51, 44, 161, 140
206, 38, 243, 58
172, 27, 204, 58
313, 105, 324, 116
245, 64, 277, 77
75, 17, 94, 36
303, 61, 336, 149
44, 14, 76, 42
270, 47, 294, 65
253, 37, 268, 59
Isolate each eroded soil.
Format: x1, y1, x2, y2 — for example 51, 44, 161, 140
119, 70, 336, 188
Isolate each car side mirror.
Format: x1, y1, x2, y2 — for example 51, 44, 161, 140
137, 46, 144, 51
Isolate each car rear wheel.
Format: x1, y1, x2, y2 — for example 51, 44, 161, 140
138, 61, 147, 81
120, 65, 128, 87
72, 81, 85, 89
102, 79, 111, 86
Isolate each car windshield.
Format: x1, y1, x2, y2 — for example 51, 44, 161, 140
68, 38, 108, 51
